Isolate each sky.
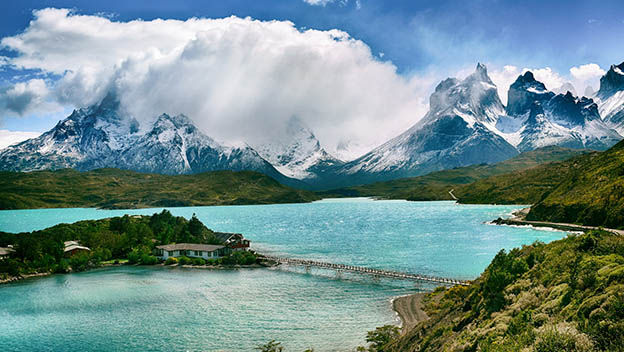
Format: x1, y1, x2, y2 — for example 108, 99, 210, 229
0, 0, 623, 158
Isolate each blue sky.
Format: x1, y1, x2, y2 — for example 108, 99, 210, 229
0, 0, 623, 154
2, 0, 623, 76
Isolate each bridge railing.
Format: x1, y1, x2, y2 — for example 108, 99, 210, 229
260, 254, 469, 286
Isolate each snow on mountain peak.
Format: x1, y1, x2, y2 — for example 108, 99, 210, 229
252, 116, 342, 180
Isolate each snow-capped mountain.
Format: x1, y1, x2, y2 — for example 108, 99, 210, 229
0, 93, 297, 185
499, 71, 621, 151
320, 64, 622, 188
330, 64, 519, 186
597, 61, 624, 134
252, 117, 343, 182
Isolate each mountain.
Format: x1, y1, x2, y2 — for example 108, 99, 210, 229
0, 94, 300, 186
251, 117, 344, 184
499, 71, 621, 152
597, 61, 624, 134
321, 146, 587, 200
331, 63, 519, 187
0, 169, 320, 210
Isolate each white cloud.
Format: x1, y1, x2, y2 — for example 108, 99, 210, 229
302, 0, 335, 6
0, 129, 41, 150
1, 8, 433, 160
570, 63, 605, 94
0, 78, 63, 117
488, 65, 521, 105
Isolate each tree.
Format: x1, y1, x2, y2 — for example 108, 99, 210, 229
255, 340, 283, 352
366, 325, 400, 351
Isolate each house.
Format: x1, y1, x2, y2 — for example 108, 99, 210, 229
0, 245, 15, 259
154, 243, 231, 260
214, 232, 250, 251
64, 241, 91, 258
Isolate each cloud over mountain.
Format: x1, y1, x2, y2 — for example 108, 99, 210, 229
1, 8, 434, 160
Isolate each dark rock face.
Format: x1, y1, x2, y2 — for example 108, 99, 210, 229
506, 72, 554, 116
597, 62, 624, 99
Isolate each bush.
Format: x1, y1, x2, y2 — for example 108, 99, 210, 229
54, 259, 69, 273
69, 252, 91, 272
127, 249, 142, 264
140, 254, 159, 265
221, 251, 257, 265
177, 256, 192, 265
366, 325, 400, 351
165, 257, 178, 265
192, 257, 206, 266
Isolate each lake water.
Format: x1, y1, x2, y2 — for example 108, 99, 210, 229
0, 199, 568, 351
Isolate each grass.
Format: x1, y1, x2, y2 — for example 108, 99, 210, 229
319, 146, 587, 201
0, 168, 320, 210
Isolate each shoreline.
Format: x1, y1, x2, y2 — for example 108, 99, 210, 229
491, 207, 624, 236
0, 261, 275, 285
392, 292, 429, 334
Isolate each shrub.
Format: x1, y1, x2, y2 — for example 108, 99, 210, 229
69, 252, 91, 272
177, 256, 192, 265
140, 254, 159, 265
366, 325, 400, 351
127, 249, 142, 264
192, 257, 206, 266
165, 257, 178, 265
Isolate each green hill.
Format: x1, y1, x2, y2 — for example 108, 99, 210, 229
455, 152, 597, 205
526, 140, 624, 229
382, 230, 624, 352
320, 147, 587, 201
455, 140, 624, 229
0, 168, 320, 210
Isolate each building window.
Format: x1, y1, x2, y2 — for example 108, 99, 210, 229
168, 251, 173, 256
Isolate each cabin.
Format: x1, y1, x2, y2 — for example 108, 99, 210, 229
214, 232, 250, 251
154, 243, 230, 260
63, 241, 91, 258
0, 245, 15, 259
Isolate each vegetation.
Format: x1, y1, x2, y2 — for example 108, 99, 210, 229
0, 210, 225, 279
0, 168, 320, 210
369, 230, 624, 351
319, 147, 586, 201
527, 140, 624, 229
454, 152, 596, 205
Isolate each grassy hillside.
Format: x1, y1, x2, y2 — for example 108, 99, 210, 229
320, 147, 587, 201
382, 230, 624, 352
0, 168, 320, 210
455, 152, 597, 205
455, 140, 624, 229
527, 140, 624, 229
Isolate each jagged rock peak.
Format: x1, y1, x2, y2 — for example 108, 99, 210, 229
597, 61, 624, 99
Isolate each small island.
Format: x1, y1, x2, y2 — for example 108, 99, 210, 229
0, 210, 260, 283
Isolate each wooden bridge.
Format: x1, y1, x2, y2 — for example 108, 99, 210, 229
260, 255, 470, 286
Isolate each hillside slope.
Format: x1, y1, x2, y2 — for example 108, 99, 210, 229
386, 230, 624, 352
0, 169, 320, 210
321, 147, 587, 201
527, 140, 624, 229
455, 152, 597, 205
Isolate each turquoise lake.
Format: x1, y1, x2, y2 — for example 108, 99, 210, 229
0, 199, 569, 351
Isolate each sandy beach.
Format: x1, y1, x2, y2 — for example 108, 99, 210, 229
393, 292, 429, 334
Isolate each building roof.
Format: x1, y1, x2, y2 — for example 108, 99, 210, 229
0, 247, 15, 256
156, 243, 225, 252
214, 232, 244, 243
64, 245, 90, 253
64, 240, 79, 247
